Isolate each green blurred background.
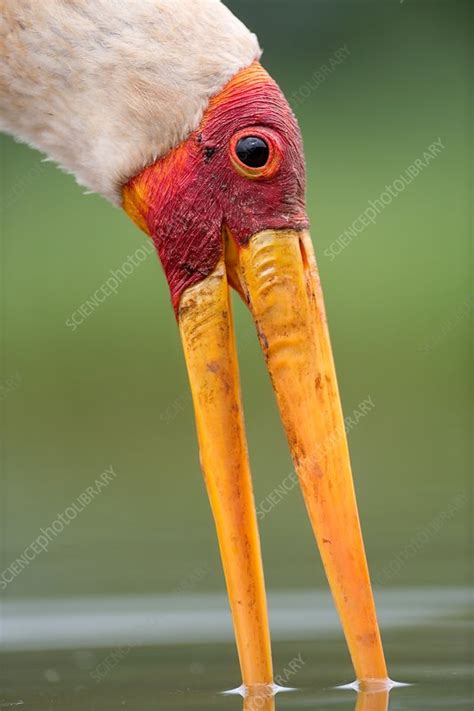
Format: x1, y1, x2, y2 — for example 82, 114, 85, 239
0, 0, 471, 607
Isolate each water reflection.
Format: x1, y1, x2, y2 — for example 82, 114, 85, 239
354, 690, 389, 711
241, 688, 390, 711
242, 690, 275, 711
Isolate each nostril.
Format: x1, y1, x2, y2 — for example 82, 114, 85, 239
204, 145, 217, 161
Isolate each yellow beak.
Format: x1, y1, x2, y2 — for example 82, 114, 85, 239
179, 228, 388, 689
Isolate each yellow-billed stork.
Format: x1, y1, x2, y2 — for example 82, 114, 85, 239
0, 0, 389, 691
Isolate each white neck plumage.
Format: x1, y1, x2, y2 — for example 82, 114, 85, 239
0, 0, 260, 203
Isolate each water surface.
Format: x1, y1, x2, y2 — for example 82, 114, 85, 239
1, 586, 471, 710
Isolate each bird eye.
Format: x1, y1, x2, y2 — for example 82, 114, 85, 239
229, 127, 283, 180
235, 136, 269, 168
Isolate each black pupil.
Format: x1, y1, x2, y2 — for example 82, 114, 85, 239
235, 136, 269, 168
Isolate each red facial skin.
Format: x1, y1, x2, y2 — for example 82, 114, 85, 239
123, 62, 309, 314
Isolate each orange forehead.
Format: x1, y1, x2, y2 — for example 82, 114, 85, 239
207, 61, 274, 112
122, 62, 274, 233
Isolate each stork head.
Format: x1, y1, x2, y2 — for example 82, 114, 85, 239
123, 62, 308, 311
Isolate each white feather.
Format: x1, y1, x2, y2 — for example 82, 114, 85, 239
0, 0, 261, 204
